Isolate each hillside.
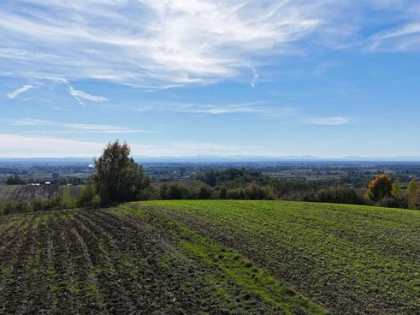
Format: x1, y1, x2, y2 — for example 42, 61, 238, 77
125, 201, 420, 314
0, 185, 84, 205
0, 201, 419, 314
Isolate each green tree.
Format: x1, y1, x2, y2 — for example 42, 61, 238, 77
406, 178, 420, 209
391, 178, 401, 198
366, 174, 392, 201
6, 173, 23, 185
91, 141, 150, 204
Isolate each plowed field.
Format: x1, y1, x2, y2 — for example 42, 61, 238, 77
0, 206, 324, 314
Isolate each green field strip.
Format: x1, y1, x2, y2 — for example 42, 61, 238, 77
120, 205, 327, 315
129, 200, 420, 314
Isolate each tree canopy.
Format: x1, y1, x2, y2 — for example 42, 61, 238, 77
91, 141, 150, 204
366, 174, 392, 201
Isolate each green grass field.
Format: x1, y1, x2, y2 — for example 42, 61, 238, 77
125, 200, 420, 314
0, 200, 419, 314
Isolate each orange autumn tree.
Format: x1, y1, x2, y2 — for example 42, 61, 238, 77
366, 174, 392, 201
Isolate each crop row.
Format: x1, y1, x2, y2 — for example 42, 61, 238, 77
0, 208, 324, 314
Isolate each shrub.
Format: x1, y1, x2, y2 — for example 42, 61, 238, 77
0, 197, 63, 215
378, 196, 408, 209
305, 186, 366, 205
160, 183, 189, 200
76, 185, 100, 208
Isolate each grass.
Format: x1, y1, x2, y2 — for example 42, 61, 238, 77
59, 185, 85, 206
0, 205, 325, 314
1, 200, 418, 314
124, 200, 420, 314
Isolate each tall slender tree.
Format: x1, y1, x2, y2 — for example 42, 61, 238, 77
406, 178, 420, 209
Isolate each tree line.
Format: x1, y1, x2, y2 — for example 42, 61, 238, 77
1, 141, 420, 214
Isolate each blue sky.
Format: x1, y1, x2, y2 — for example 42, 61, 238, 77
1, 0, 420, 158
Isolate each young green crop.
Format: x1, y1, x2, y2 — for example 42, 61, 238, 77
128, 200, 420, 314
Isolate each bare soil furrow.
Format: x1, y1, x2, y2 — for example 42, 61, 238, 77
71, 212, 142, 314
0, 216, 32, 254
48, 218, 80, 314
0, 217, 37, 312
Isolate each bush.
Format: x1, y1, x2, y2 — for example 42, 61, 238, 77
304, 186, 366, 205
160, 183, 189, 200
197, 185, 213, 199
76, 185, 100, 208
0, 197, 63, 215
378, 196, 408, 209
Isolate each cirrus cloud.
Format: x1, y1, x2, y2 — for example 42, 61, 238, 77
0, 0, 352, 88
6, 84, 35, 99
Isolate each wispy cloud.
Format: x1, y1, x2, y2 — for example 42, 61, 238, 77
304, 117, 350, 126
67, 85, 108, 106
368, 23, 420, 51
0, 0, 353, 88
250, 69, 260, 88
5, 118, 153, 134
0, 134, 260, 157
118, 101, 263, 115
366, 1, 420, 51
6, 84, 35, 99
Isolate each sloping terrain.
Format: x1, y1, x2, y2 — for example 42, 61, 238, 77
126, 200, 420, 314
0, 207, 324, 314
0, 185, 60, 203
1, 200, 418, 314
60, 185, 85, 205
0, 186, 21, 203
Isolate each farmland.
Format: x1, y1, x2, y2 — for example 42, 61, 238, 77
0, 186, 21, 203
0, 185, 84, 205
126, 200, 420, 314
0, 205, 324, 314
0, 200, 419, 314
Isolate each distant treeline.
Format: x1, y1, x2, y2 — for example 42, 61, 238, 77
2, 141, 420, 214
4, 173, 85, 185
152, 169, 420, 210
2, 167, 419, 215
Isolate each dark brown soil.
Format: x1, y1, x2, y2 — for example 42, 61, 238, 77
0, 209, 312, 314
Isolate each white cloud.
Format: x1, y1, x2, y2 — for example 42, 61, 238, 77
250, 68, 260, 88
118, 101, 262, 115
304, 116, 350, 126
0, 0, 351, 88
0, 134, 104, 157
365, 1, 420, 51
5, 118, 153, 134
0, 134, 260, 157
62, 123, 152, 134
368, 23, 420, 51
6, 84, 34, 99
67, 86, 108, 106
